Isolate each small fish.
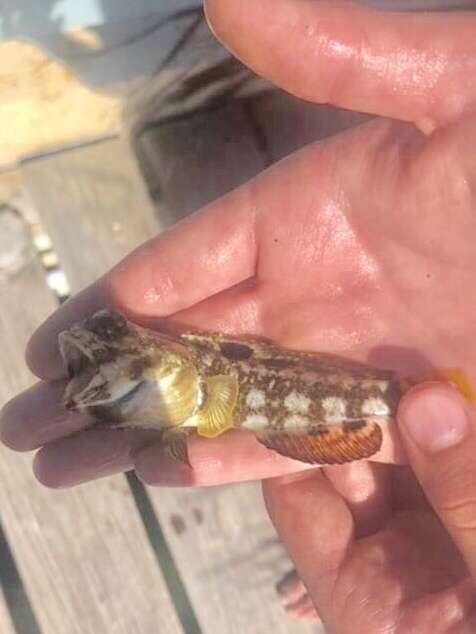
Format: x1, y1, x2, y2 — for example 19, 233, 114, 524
59, 309, 407, 466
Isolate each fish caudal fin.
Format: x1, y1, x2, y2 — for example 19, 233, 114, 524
256, 420, 383, 465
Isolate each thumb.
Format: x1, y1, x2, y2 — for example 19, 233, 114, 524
398, 382, 476, 579
206, 0, 476, 132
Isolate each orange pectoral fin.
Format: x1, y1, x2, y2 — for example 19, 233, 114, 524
256, 421, 383, 465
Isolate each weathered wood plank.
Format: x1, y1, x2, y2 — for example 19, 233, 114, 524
0, 591, 15, 634
157, 483, 319, 634
0, 259, 183, 634
23, 121, 318, 632
22, 137, 161, 294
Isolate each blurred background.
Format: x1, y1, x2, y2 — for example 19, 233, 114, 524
0, 2, 475, 633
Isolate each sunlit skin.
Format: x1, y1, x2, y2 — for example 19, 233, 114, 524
3, 0, 476, 629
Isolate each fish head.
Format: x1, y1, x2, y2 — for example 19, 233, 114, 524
59, 309, 200, 428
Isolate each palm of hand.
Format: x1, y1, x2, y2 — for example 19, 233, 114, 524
266, 464, 475, 632
349, 504, 469, 631
185, 117, 476, 379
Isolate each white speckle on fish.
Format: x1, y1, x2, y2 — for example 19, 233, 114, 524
202, 354, 213, 367
242, 413, 269, 431
361, 380, 388, 393
361, 397, 390, 417
284, 391, 311, 414
322, 396, 347, 423
284, 414, 310, 431
246, 389, 266, 409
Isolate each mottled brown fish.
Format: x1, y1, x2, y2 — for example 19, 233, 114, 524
59, 309, 406, 466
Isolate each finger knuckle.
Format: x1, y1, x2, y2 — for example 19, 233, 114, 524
439, 495, 476, 532
428, 457, 476, 532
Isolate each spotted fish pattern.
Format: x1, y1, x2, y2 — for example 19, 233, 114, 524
59, 310, 404, 465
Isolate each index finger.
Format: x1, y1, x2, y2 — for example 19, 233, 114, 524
26, 190, 257, 380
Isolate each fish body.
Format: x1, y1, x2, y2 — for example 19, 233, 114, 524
59, 310, 404, 465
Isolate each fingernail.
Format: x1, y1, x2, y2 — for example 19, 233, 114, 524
400, 385, 469, 453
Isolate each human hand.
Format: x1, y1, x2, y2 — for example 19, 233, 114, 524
3, 0, 476, 487
266, 382, 476, 632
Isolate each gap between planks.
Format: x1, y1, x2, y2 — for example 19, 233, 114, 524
0, 544, 19, 634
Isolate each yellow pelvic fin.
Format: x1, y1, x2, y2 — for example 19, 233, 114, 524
197, 375, 238, 439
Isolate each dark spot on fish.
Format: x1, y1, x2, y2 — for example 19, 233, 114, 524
196, 381, 209, 413
170, 514, 186, 535
129, 357, 150, 380
220, 342, 254, 361
87, 403, 125, 425
192, 507, 204, 525
66, 347, 89, 378
84, 310, 129, 342
384, 379, 403, 416
343, 420, 365, 432
261, 358, 290, 371
311, 426, 330, 436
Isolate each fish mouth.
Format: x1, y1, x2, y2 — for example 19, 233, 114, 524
59, 332, 93, 378
58, 332, 108, 410
59, 330, 148, 414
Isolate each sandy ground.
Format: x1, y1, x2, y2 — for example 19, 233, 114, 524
0, 39, 121, 167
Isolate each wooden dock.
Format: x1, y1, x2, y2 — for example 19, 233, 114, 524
0, 91, 366, 633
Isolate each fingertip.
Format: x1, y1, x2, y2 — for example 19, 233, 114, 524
25, 332, 65, 381
0, 382, 88, 452
399, 380, 467, 408
32, 428, 144, 488
33, 449, 67, 489
24, 283, 109, 381
398, 381, 470, 454
0, 399, 27, 452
